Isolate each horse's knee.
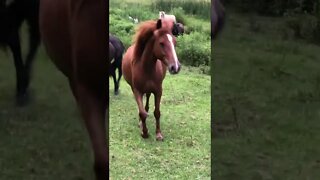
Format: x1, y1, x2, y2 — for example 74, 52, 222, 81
139, 111, 148, 120
154, 110, 160, 119
94, 159, 108, 180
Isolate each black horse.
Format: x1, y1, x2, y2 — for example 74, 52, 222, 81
172, 22, 184, 37
212, 0, 225, 39
0, 0, 40, 105
109, 34, 124, 95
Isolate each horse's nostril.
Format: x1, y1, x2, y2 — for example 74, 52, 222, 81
169, 66, 175, 72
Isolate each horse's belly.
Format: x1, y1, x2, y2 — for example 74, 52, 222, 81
40, 0, 72, 77
133, 80, 157, 94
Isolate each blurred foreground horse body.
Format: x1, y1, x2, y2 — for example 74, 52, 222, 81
109, 34, 124, 95
39, 0, 108, 179
0, 0, 40, 105
212, 0, 225, 39
122, 19, 181, 140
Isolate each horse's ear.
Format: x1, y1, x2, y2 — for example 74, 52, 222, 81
156, 19, 162, 29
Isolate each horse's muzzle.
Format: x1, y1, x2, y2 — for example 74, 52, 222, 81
168, 62, 181, 74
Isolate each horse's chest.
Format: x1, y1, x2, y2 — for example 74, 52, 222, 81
133, 75, 161, 93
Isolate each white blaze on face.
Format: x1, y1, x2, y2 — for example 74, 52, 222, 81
166, 34, 179, 70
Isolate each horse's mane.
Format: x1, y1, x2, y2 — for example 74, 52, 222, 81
133, 20, 157, 60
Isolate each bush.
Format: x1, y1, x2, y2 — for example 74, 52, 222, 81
285, 14, 320, 44
109, 3, 211, 71
176, 32, 211, 67
152, 0, 210, 19
109, 14, 135, 48
228, 0, 319, 16
170, 7, 186, 24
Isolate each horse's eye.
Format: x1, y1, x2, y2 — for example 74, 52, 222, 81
160, 42, 165, 48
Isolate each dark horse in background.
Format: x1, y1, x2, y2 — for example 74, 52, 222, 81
0, 0, 40, 105
40, 0, 107, 179
172, 22, 184, 36
212, 0, 225, 39
109, 34, 124, 95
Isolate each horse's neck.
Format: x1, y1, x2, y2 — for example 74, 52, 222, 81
139, 39, 158, 71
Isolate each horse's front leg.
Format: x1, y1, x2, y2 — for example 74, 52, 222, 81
71, 82, 108, 180
145, 92, 151, 112
133, 90, 149, 138
24, 20, 40, 92
111, 69, 118, 95
8, 32, 28, 105
154, 91, 163, 141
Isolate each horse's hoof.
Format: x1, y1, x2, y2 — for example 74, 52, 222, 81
114, 90, 119, 95
15, 92, 30, 107
141, 131, 149, 139
156, 133, 164, 141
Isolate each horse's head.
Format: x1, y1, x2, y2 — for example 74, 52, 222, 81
153, 19, 181, 74
172, 23, 184, 37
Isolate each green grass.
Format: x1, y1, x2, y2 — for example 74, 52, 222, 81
110, 67, 211, 179
109, 1, 211, 178
0, 35, 95, 179
213, 10, 320, 179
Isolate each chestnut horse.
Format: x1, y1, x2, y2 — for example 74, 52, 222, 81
122, 19, 181, 140
39, 0, 108, 179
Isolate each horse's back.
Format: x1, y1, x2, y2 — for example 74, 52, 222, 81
109, 35, 125, 54
40, 0, 107, 89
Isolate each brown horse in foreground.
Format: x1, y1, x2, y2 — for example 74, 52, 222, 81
39, 0, 108, 179
122, 19, 181, 140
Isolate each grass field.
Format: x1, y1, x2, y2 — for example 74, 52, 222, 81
110, 68, 211, 179
4, 2, 319, 180
0, 34, 95, 179
109, 0, 211, 179
213, 9, 320, 179
0, 0, 211, 179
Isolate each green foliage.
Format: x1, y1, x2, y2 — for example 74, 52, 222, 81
228, 0, 320, 16
176, 32, 211, 68
170, 7, 186, 24
213, 10, 320, 179
152, 0, 210, 19
110, 1, 211, 70
109, 14, 135, 48
285, 14, 320, 44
